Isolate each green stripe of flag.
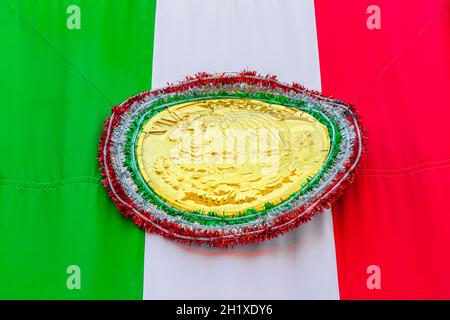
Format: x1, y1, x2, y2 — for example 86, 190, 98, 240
0, 0, 156, 299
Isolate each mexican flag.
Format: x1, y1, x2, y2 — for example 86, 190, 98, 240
1, 0, 450, 299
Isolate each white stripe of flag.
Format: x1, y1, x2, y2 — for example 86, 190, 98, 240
144, 0, 339, 299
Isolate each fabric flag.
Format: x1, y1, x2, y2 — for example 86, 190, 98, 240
1, 0, 449, 299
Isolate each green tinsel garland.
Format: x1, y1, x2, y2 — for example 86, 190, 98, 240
119, 90, 343, 227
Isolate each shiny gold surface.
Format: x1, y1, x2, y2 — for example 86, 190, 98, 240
136, 98, 330, 215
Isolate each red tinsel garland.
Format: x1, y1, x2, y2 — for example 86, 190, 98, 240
98, 71, 366, 247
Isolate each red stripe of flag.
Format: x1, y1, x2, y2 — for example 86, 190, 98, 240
315, 0, 450, 299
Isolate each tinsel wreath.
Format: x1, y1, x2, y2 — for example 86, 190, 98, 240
98, 71, 365, 247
